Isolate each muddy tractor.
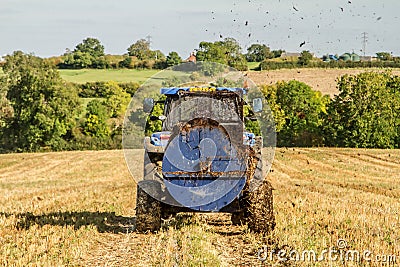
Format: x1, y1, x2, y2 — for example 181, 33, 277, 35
136, 86, 275, 233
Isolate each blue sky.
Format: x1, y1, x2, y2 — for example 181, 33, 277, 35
1, 0, 399, 58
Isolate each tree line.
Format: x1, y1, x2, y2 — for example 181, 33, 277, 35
34, 36, 400, 71
0, 52, 399, 153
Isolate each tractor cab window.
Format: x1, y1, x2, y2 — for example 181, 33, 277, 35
162, 94, 242, 131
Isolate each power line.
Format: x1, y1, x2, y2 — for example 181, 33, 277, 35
146, 35, 152, 49
361, 32, 368, 57
145, 35, 157, 60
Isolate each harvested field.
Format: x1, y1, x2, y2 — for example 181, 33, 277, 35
248, 68, 400, 97
0, 148, 399, 266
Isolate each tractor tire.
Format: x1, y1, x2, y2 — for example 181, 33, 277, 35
231, 179, 275, 233
244, 179, 275, 233
231, 137, 275, 233
135, 186, 162, 232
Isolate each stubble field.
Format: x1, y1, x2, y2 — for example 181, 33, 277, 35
0, 148, 399, 266
248, 68, 400, 97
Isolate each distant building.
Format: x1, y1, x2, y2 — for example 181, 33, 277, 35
339, 52, 360, 62
360, 56, 377, 62
186, 52, 196, 63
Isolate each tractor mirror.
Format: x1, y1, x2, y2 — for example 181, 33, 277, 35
143, 98, 154, 113
252, 98, 263, 113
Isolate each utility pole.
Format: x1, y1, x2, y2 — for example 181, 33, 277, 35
146, 35, 152, 48
146, 35, 157, 60
361, 32, 368, 57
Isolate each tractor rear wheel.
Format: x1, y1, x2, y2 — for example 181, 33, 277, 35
135, 186, 162, 232
245, 179, 275, 233
232, 179, 275, 233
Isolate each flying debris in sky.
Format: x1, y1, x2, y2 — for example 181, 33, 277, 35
300, 41, 306, 47
245, 20, 249, 26
377, 16, 382, 20
293, 6, 299, 11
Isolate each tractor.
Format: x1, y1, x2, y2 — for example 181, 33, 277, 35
135, 86, 275, 233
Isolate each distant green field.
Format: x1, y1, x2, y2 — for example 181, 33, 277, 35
59, 69, 159, 84
247, 62, 260, 70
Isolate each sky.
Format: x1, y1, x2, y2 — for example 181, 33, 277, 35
1, 0, 399, 58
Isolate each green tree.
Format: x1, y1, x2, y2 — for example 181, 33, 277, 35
0, 85, 13, 128
75, 37, 105, 58
63, 51, 93, 68
166, 51, 182, 67
102, 81, 131, 118
298, 50, 313, 66
263, 81, 328, 146
127, 39, 151, 60
62, 37, 106, 69
145, 102, 164, 136
150, 50, 166, 61
119, 56, 134, 68
246, 44, 272, 62
80, 82, 130, 139
323, 71, 400, 148
0, 51, 80, 151
271, 49, 285, 58
196, 41, 226, 64
376, 52, 392, 61
196, 38, 248, 71
83, 99, 110, 138
259, 85, 286, 133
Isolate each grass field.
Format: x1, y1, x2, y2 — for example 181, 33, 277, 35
247, 62, 260, 70
0, 148, 399, 266
59, 69, 159, 84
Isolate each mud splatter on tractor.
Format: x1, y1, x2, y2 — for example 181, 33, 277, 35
136, 87, 275, 233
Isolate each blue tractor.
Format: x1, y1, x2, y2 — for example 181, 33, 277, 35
135, 86, 275, 233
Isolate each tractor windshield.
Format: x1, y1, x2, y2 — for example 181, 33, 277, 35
162, 92, 243, 131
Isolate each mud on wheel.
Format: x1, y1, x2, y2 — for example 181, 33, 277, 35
231, 179, 275, 233
231, 143, 275, 234
135, 186, 161, 232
